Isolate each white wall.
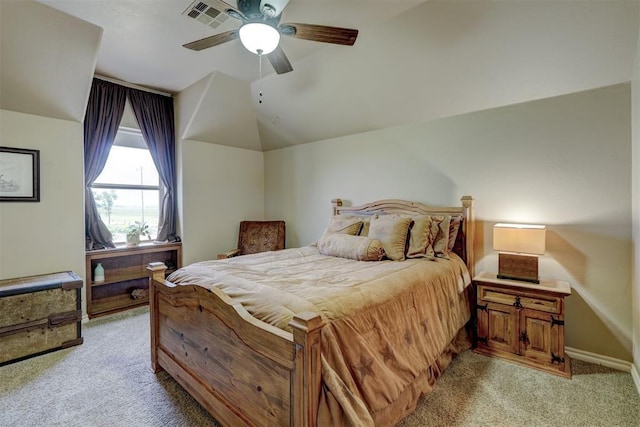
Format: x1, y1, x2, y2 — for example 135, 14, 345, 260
631, 15, 640, 386
179, 140, 264, 265
265, 84, 632, 361
0, 110, 85, 294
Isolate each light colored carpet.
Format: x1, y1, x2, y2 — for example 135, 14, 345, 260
0, 307, 638, 427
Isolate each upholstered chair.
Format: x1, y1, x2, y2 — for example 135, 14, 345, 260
217, 220, 286, 259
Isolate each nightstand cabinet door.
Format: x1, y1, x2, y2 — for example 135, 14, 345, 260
477, 302, 519, 355
520, 308, 566, 372
473, 272, 571, 378
519, 308, 553, 361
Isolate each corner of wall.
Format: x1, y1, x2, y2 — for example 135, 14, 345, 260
632, 6, 640, 394
177, 73, 215, 141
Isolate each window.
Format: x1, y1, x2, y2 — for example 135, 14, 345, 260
91, 128, 161, 243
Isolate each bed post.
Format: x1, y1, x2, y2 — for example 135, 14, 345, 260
289, 311, 324, 427
461, 196, 475, 278
331, 198, 343, 215
147, 262, 167, 373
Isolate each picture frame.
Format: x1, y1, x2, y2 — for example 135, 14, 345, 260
0, 146, 40, 202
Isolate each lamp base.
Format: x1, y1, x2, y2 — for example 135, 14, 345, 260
497, 253, 539, 284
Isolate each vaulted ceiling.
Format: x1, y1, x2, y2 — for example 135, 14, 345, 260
37, 0, 422, 92
1, 1, 639, 151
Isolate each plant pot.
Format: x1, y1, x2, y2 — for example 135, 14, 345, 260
126, 233, 140, 247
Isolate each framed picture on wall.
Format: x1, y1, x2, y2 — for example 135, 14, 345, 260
0, 146, 40, 202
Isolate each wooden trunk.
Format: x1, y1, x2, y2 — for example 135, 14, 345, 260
0, 271, 83, 366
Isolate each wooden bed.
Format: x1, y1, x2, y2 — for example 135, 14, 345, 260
147, 197, 475, 426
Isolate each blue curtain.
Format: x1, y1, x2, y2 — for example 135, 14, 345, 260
127, 88, 177, 242
84, 79, 127, 249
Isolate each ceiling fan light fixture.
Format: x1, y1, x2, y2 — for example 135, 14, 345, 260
239, 22, 280, 55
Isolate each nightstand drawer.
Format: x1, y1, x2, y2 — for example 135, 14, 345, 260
480, 288, 517, 306
519, 295, 561, 313
478, 286, 562, 314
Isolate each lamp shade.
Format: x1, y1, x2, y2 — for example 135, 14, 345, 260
493, 223, 546, 255
239, 22, 280, 55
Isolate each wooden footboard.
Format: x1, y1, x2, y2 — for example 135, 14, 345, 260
147, 263, 323, 426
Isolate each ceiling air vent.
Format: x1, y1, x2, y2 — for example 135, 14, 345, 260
182, 0, 230, 29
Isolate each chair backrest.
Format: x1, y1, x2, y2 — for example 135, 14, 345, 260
237, 220, 286, 255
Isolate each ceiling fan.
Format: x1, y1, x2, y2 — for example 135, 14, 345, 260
182, 0, 359, 74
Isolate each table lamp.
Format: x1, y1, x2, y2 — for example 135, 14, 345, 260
493, 223, 546, 283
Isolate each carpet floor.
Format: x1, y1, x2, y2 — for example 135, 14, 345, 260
1, 307, 638, 427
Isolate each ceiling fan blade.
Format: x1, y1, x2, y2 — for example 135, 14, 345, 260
267, 45, 293, 74
279, 23, 358, 46
183, 30, 239, 51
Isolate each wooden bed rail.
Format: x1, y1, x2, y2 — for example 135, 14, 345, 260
147, 262, 324, 426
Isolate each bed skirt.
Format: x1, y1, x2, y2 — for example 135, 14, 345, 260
318, 322, 473, 427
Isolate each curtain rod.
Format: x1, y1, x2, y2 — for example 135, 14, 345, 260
94, 74, 173, 97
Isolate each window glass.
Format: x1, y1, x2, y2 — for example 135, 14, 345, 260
92, 129, 161, 243
92, 188, 160, 243
94, 146, 159, 186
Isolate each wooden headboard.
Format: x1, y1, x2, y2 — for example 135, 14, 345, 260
331, 197, 475, 277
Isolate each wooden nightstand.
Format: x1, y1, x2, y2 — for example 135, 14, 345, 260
473, 271, 572, 378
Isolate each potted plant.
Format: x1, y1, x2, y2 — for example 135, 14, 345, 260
126, 221, 151, 247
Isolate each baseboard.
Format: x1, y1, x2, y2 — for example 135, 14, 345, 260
564, 347, 633, 372
632, 363, 640, 397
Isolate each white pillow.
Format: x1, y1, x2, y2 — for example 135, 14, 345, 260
317, 234, 385, 261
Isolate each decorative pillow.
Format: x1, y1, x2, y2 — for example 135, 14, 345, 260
406, 215, 433, 258
426, 215, 451, 259
340, 215, 371, 237
368, 215, 413, 261
448, 215, 463, 253
317, 234, 385, 261
323, 216, 363, 236
359, 217, 371, 237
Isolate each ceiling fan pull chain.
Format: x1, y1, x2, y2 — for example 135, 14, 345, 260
258, 49, 263, 104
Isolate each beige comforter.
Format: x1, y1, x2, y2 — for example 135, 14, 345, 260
168, 246, 472, 426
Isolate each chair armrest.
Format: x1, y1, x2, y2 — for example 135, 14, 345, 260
217, 249, 241, 259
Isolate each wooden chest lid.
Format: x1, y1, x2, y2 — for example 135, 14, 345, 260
0, 271, 82, 297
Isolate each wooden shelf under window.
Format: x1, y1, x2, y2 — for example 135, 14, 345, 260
85, 242, 181, 318
90, 293, 149, 316
90, 269, 177, 287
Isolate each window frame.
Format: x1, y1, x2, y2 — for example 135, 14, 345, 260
90, 127, 164, 244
